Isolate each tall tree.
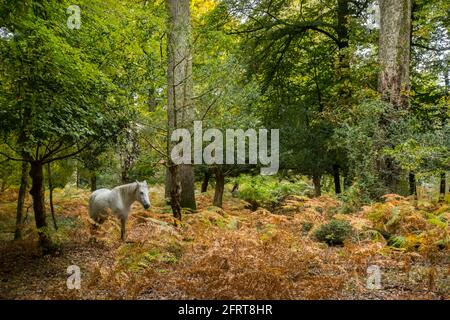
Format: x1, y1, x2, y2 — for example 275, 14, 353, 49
166, 0, 197, 211
378, 0, 412, 109
378, 0, 412, 192
0, 0, 131, 251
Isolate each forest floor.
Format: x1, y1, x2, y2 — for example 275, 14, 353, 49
0, 185, 449, 300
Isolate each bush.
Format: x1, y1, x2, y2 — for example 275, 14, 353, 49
302, 222, 314, 232
233, 175, 312, 209
314, 220, 353, 245
333, 99, 403, 199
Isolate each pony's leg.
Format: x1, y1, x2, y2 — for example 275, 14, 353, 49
120, 217, 128, 241
89, 217, 99, 242
92, 215, 105, 229
90, 211, 106, 238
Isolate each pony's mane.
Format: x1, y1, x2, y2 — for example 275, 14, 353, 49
114, 182, 137, 195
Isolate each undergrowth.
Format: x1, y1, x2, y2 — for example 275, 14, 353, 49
0, 184, 449, 300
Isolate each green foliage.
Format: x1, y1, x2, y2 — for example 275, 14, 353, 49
301, 222, 314, 233
334, 99, 410, 199
384, 128, 450, 176
0, 153, 21, 191
50, 216, 82, 245
337, 183, 368, 214
388, 236, 407, 249
46, 159, 76, 189
0, 0, 135, 164
233, 174, 312, 208
314, 219, 353, 246
116, 241, 182, 272
128, 152, 159, 183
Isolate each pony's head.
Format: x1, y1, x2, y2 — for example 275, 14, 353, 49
135, 181, 151, 209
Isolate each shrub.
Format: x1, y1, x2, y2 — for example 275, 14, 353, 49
233, 175, 312, 209
301, 222, 314, 232
314, 220, 353, 245
333, 99, 403, 200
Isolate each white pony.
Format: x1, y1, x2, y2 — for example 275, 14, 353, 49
88, 181, 151, 240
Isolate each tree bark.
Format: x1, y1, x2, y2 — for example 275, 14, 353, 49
76, 164, 80, 189
201, 170, 211, 193
213, 166, 225, 208
121, 164, 130, 184
169, 165, 181, 221
440, 173, 446, 201
332, 164, 342, 194
0, 180, 6, 193
90, 172, 97, 192
120, 129, 139, 185
148, 87, 157, 112
378, 0, 412, 193
179, 164, 196, 210
337, 0, 349, 52
165, 166, 171, 199
29, 161, 52, 250
312, 174, 322, 197
409, 172, 417, 197
14, 161, 28, 240
336, 0, 351, 102
47, 163, 57, 230
231, 183, 239, 197
166, 0, 196, 211
378, 0, 412, 109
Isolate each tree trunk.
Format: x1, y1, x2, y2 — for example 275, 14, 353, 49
169, 165, 181, 221
333, 2, 350, 196
440, 173, 446, 201
148, 87, 157, 112
332, 164, 342, 194
409, 172, 417, 197
213, 167, 225, 208
337, 0, 349, 50
378, 0, 412, 193
90, 172, 97, 192
382, 157, 400, 191
179, 164, 196, 210
378, 0, 412, 109
201, 170, 211, 193
47, 163, 57, 230
121, 167, 129, 184
442, 66, 448, 197
120, 129, 139, 185
336, 0, 351, 102
165, 166, 171, 199
29, 161, 52, 250
76, 164, 80, 189
166, 0, 196, 211
1, 180, 7, 193
312, 174, 322, 197
14, 161, 29, 240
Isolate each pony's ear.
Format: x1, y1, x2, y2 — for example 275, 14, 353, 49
144, 181, 148, 185
135, 180, 139, 184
